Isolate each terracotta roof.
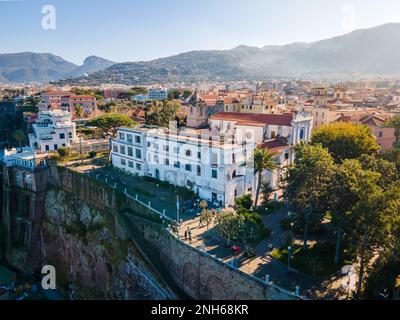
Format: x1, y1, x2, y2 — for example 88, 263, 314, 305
70, 95, 96, 99
132, 109, 145, 118
258, 139, 288, 153
42, 91, 73, 96
210, 112, 293, 126
359, 114, 387, 126
223, 98, 240, 104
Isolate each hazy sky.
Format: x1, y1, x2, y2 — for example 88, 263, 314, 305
1, 0, 400, 65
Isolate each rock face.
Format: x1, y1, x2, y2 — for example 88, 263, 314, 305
42, 189, 170, 300
66, 56, 115, 78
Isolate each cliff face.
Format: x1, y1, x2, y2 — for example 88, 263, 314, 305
41, 188, 170, 300
3, 164, 301, 300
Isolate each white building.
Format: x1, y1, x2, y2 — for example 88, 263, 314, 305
2, 147, 47, 170
209, 111, 313, 189
111, 126, 256, 207
29, 110, 77, 153
111, 110, 313, 207
148, 89, 169, 101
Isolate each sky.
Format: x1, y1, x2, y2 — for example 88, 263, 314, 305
1, 0, 400, 65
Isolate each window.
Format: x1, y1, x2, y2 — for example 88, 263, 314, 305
121, 159, 126, 166
153, 143, 158, 150
173, 147, 179, 154
128, 161, 134, 168
185, 150, 192, 157
147, 142, 151, 147
54, 144, 58, 150
135, 149, 142, 159
232, 153, 236, 164
135, 136, 141, 144
197, 165, 201, 176
113, 144, 118, 153
119, 132, 125, 140
127, 134, 133, 143
197, 152, 201, 159
69, 132, 73, 139
59, 133, 65, 139
211, 153, 218, 167
120, 145, 126, 155
212, 169, 218, 179
165, 158, 170, 165
127, 147, 133, 157
154, 155, 159, 163
299, 129, 305, 140
379, 131, 383, 138
185, 164, 192, 172
174, 161, 181, 168
163, 145, 169, 152
136, 163, 141, 171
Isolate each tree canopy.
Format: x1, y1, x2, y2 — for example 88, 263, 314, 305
311, 122, 380, 163
145, 100, 181, 128
285, 143, 336, 248
86, 113, 137, 138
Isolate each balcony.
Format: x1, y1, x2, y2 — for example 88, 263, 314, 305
40, 135, 53, 141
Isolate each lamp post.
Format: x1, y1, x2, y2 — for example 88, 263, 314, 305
287, 246, 292, 271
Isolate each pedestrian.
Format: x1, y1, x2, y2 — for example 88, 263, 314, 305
184, 229, 188, 240
188, 230, 192, 243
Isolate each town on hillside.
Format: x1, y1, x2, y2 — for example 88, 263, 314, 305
1, 0, 400, 307
1, 80, 399, 301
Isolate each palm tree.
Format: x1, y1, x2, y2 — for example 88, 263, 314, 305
13, 130, 26, 152
246, 148, 278, 211
75, 105, 84, 164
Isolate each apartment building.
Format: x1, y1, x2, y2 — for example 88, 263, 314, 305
304, 106, 341, 128
39, 91, 97, 117
60, 95, 97, 116
29, 110, 77, 152
111, 126, 256, 207
38, 91, 73, 111
148, 88, 169, 100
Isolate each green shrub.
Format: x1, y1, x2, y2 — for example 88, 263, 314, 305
235, 194, 253, 213
89, 151, 97, 158
57, 147, 72, 159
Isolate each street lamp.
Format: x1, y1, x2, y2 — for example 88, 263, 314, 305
290, 222, 294, 234
287, 246, 292, 271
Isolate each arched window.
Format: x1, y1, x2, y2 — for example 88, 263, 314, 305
299, 128, 305, 140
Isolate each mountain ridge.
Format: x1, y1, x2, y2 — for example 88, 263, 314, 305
3, 23, 400, 84
0, 53, 114, 83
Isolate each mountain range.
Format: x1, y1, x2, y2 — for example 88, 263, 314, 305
2, 23, 400, 84
0, 53, 114, 83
